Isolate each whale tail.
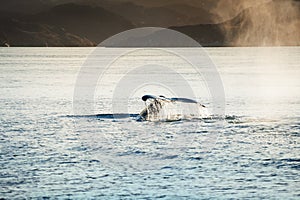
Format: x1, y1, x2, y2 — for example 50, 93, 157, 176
140, 95, 208, 121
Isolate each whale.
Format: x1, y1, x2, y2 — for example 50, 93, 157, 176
139, 95, 206, 121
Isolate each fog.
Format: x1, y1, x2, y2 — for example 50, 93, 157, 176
216, 0, 300, 46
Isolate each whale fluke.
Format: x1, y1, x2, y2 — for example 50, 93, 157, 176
142, 95, 158, 101
141, 95, 205, 107
140, 95, 207, 121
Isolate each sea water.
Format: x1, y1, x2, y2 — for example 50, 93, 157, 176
0, 47, 299, 199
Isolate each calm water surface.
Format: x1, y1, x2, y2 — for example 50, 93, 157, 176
0, 47, 299, 199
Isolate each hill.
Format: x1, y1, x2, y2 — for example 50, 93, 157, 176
0, 18, 93, 47
0, 3, 134, 46
0, 0, 299, 46
28, 3, 134, 44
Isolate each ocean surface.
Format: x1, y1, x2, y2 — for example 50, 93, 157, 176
0, 47, 299, 199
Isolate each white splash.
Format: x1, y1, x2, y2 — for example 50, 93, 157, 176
140, 97, 209, 122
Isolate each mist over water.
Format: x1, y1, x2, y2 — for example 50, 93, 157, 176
218, 0, 300, 46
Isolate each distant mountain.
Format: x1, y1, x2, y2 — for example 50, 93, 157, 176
27, 3, 134, 44
0, 0, 227, 46
116, 0, 219, 10
0, 18, 93, 47
0, 0, 298, 46
170, 24, 225, 46
102, 2, 220, 27
165, 4, 221, 24
102, 2, 186, 27
0, 0, 51, 14
0, 2, 133, 46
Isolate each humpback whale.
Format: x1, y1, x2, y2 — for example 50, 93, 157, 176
139, 95, 207, 121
